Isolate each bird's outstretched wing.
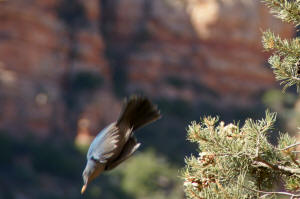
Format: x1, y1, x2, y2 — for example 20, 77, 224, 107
87, 122, 123, 163
105, 136, 140, 170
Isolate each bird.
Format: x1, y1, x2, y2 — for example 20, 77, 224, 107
81, 96, 161, 194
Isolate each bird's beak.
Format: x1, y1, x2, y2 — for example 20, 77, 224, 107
81, 184, 87, 194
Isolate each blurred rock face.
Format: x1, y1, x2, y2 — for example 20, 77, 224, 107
0, 0, 293, 136
121, 0, 292, 103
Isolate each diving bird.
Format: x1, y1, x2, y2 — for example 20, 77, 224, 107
81, 96, 161, 194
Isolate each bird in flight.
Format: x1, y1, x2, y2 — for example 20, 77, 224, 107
81, 96, 161, 194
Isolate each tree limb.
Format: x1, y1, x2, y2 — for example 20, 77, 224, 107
279, 142, 300, 151
254, 157, 300, 175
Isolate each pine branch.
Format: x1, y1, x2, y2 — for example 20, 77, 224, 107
262, 0, 300, 26
261, 0, 300, 92
262, 30, 300, 57
182, 111, 300, 198
267, 54, 300, 92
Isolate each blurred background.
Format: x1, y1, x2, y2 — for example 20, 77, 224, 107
0, 0, 298, 199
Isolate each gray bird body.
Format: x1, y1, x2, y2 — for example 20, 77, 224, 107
81, 96, 160, 194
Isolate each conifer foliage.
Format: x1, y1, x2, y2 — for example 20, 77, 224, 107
182, 111, 300, 198
182, 0, 300, 198
262, 0, 300, 92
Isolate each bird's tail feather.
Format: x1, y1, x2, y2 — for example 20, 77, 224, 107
117, 96, 161, 131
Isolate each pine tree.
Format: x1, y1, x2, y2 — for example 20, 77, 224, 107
182, 1, 300, 198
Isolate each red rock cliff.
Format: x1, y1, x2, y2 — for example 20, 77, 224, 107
0, 0, 294, 137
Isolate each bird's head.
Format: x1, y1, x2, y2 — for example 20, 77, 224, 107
81, 160, 105, 194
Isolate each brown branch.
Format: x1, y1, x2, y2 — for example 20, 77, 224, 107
243, 185, 300, 198
279, 142, 300, 151
254, 157, 300, 175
